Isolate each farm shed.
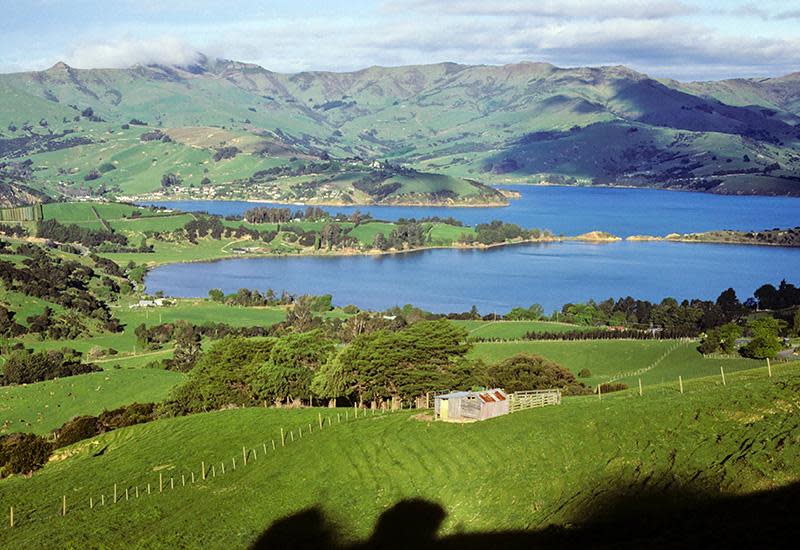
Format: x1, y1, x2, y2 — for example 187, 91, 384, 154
434, 389, 509, 422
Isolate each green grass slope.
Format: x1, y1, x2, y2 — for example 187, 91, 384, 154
2, 59, 800, 198
0, 369, 185, 435
0, 364, 797, 548
469, 339, 763, 386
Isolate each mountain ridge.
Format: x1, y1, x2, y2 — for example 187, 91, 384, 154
1, 56, 800, 202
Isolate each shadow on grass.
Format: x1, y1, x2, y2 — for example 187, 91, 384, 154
250, 481, 800, 549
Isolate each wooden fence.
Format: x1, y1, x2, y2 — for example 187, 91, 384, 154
508, 389, 561, 413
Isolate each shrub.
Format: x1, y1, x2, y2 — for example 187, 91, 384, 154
0, 433, 52, 477
83, 169, 101, 181
599, 382, 628, 393
53, 416, 99, 449
578, 368, 592, 378
98, 402, 156, 429
487, 353, 591, 395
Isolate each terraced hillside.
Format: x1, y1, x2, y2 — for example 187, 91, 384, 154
1, 58, 800, 203
0, 364, 797, 548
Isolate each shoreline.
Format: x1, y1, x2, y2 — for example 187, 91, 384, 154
124, 195, 512, 209
115, 229, 799, 273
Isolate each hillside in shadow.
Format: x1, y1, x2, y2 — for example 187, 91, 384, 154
251, 480, 800, 549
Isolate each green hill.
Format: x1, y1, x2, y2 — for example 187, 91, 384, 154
1, 58, 800, 202
0, 363, 797, 548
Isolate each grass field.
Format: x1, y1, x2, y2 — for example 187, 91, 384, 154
453, 320, 592, 339
11, 300, 287, 360
0, 369, 185, 435
469, 339, 764, 386
0, 363, 796, 548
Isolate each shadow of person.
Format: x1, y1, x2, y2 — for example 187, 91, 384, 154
250, 507, 339, 550
360, 499, 446, 550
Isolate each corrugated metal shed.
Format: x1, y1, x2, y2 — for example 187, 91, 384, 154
434, 388, 509, 422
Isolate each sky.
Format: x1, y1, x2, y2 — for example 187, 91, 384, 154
1, 0, 799, 80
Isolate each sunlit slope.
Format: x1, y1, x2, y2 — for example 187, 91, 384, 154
1, 364, 797, 548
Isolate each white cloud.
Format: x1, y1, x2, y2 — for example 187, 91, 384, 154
65, 36, 203, 69
383, 0, 697, 20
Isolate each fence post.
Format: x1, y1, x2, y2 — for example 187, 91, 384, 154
272, 439, 276, 451
679, 376, 683, 394
159, 472, 163, 493
598, 384, 602, 401
125, 488, 129, 501
136, 486, 139, 498
102, 494, 106, 505
721, 366, 726, 386
337, 413, 341, 423
290, 431, 294, 443
767, 358, 772, 378
62, 495, 66, 516
281, 428, 285, 447
191, 472, 195, 484
10, 506, 13, 528
263, 443, 268, 454
638, 378, 643, 397
221, 462, 225, 475
319, 412, 323, 429
243, 446, 248, 466
232, 457, 236, 470
182, 474, 185, 486
202, 462, 206, 481
90, 497, 93, 510
170, 478, 174, 490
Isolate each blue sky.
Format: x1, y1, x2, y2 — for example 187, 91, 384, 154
1, 0, 799, 80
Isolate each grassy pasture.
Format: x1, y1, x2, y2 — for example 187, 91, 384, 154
10, 300, 286, 359
469, 339, 763, 386
452, 320, 592, 339
0, 369, 185, 435
0, 363, 796, 548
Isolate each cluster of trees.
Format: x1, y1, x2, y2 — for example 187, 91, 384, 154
0, 248, 120, 332
505, 304, 545, 321
753, 280, 800, 310
0, 433, 51, 478
163, 319, 592, 415
36, 219, 128, 249
459, 221, 546, 245
207, 288, 331, 308
382, 221, 426, 250
213, 146, 240, 161
139, 130, 172, 142
161, 173, 182, 188
0, 223, 28, 238
319, 223, 358, 250
1, 347, 99, 385
497, 327, 696, 342
25, 307, 88, 340
555, 289, 749, 334
250, 161, 339, 181
699, 316, 789, 359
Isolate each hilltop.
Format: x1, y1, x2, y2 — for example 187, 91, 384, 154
1, 57, 800, 204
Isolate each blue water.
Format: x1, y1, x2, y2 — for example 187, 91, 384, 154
146, 240, 800, 314
143, 185, 800, 236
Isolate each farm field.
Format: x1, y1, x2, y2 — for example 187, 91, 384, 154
0, 363, 796, 548
0, 369, 185, 435
10, 300, 287, 359
469, 339, 764, 387
453, 319, 593, 339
